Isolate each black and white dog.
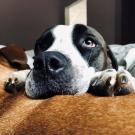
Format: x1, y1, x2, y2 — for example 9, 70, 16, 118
5, 24, 135, 98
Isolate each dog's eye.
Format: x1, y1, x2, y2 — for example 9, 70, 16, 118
82, 38, 96, 48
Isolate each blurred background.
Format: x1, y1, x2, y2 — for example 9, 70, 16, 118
0, 0, 135, 49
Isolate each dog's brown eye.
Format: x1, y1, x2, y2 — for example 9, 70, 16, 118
82, 38, 96, 48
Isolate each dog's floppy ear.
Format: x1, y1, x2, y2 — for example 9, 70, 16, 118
106, 46, 118, 70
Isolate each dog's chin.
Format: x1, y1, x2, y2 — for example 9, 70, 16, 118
25, 69, 79, 99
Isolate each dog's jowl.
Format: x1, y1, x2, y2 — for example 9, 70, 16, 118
4, 24, 135, 98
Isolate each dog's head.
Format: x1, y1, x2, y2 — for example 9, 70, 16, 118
25, 24, 117, 99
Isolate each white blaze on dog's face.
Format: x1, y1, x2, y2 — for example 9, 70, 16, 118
47, 25, 95, 93
25, 24, 108, 99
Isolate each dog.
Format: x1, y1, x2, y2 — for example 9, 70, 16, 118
4, 24, 135, 98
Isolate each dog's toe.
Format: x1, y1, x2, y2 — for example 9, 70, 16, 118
88, 69, 117, 96
114, 70, 135, 96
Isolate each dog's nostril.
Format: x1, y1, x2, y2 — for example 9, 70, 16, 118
48, 57, 63, 72
34, 58, 44, 70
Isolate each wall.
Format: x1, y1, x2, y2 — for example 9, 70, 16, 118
87, 0, 122, 44
0, 0, 122, 49
0, 0, 75, 49
122, 0, 135, 44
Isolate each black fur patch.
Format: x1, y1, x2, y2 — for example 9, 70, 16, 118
34, 26, 55, 56
72, 24, 102, 67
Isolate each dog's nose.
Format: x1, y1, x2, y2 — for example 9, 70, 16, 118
34, 51, 68, 73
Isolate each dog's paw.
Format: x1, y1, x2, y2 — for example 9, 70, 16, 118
4, 71, 26, 94
88, 69, 135, 96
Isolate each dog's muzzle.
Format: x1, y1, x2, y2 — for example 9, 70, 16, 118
25, 51, 81, 99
